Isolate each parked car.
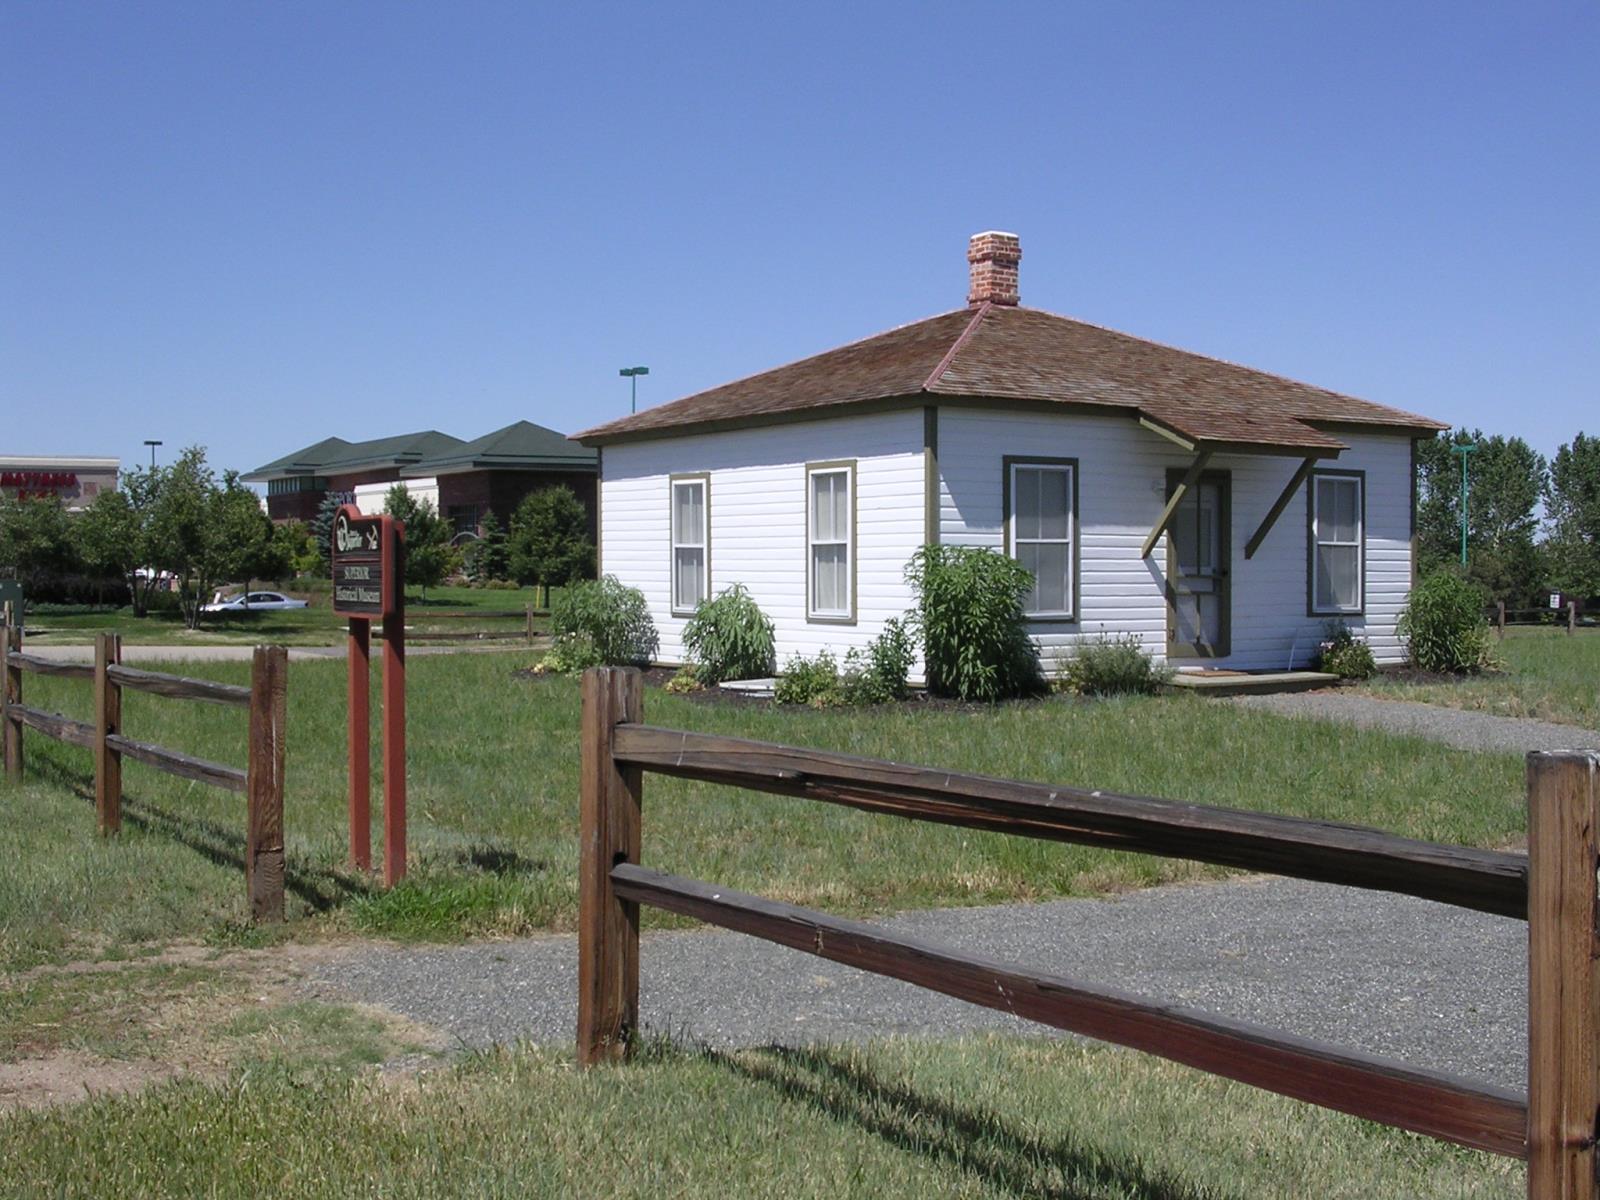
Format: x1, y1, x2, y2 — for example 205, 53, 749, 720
201, 591, 309, 613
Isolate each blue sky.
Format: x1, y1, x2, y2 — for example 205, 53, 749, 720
4, 2, 1595, 479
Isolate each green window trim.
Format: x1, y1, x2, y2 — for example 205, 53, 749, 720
1306, 469, 1366, 617
1002, 456, 1080, 623
669, 473, 711, 617
805, 460, 857, 625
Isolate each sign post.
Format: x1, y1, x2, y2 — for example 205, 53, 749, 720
332, 506, 407, 885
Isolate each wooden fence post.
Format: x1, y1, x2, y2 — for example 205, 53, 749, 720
94, 633, 122, 835
525, 603, 535, 645
1526, 750, 1600, 1199
246, 645, 288, 922
2, 618, 20, 782
1569, 601, 1578, 637
577, 666, 643, 1066
1498, 600, 1506, 640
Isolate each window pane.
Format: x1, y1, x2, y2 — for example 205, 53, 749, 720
811, 473, 835, 542
674, 548, 704, 610
812, 543, 846, 613
1172, 491, 1198, 574
832, 474, 849, 541
1316, 544, 1358, 610
1319, 478, 1359, 543
1038, 469, 1070, 540
1032, 542, 1068, 612
1015, 469, 1041, 540
673, 483, 704, 544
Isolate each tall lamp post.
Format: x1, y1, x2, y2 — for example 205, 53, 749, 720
143, 439, 163, 470
619, 366, 649, 414
1450, 441, 1478, 567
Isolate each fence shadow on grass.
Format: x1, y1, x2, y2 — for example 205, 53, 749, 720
715, 1043, 1227, 1200
27, 753, 373, 914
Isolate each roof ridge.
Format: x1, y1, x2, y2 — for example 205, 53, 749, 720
922, 303, 990, 391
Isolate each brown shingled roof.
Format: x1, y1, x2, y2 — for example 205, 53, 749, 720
576, 302, 1446, 451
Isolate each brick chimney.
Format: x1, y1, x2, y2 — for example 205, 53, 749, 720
967, 231, 1021, 306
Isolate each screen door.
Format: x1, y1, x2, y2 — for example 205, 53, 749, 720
1166, 472, 1231, 658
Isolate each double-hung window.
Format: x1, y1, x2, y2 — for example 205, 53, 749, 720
807, 463, 854, 621
1007, 459, 1076, 619
670, 476, 709, 614
1309, 472, 1363, 614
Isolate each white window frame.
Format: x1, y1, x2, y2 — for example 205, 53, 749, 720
1005, 458, 1077, 621
669, 475, 709, 616
1309, 471, 1364, 615
805, 461, 855, 623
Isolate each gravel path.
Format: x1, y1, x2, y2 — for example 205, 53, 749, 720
1234, 691, 1600, 755
305, 876, 1526, 1090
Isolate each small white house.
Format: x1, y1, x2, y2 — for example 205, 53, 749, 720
576, 233, 1446, 676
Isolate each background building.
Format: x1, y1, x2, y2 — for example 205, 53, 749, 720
0, 455, 119, 511
244, 421, 596, 537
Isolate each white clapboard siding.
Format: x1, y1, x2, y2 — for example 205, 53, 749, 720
937, 406, 1415, 670
600, 410, 926, 668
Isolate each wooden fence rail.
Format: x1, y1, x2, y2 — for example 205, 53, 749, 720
0, 625, 288, 921
578, 666, 1600, 1197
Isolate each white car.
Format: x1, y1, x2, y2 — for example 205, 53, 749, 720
201, 591, 310, 613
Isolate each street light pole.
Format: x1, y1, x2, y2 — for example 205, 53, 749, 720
143, 440, 163, 470
1450, 441, 1478, 567
619, 366, 649, 414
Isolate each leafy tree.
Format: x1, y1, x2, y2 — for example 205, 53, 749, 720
1545, 432, 1600, 600
0, 494, 78, 607
509, 486, 595, 588
463, 508, 510, 583
382, 484, 451, 600
72, 467, 166, 615
140, 447, 276, 629
1416, 429, 1546, 608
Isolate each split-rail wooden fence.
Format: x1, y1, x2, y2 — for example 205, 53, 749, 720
389, 604, 544, 644
1497, 600, 1581, 638
576, 665, 1600, 1198
0, 622, 288, 921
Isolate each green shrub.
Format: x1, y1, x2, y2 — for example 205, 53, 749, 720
661, 667, 703, 694
774, 650, 842, 706
546, 576, 656, 668
535, 635, 605, 675
840, 617, 916, 704
683, 584, 775, 684
1314, 622, 1378, 680
906, 545, 1041, 702
1060, 633, 1172, 696
1398, 571, 1495, 674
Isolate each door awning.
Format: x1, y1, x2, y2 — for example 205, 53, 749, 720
1137, 418, 1337, 560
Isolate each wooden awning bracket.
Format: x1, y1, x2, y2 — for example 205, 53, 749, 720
1141, 448, 1213, 559
1244, 456, 1318, 560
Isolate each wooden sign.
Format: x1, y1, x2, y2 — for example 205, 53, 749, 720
332, 507, 398, 618
332, 505, 407, 888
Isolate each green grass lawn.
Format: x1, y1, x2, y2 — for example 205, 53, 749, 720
0, 1035, 1519, 1198
24, 583, 549, 646
1361, 626, 1600, 730
0, 653, 1526, 970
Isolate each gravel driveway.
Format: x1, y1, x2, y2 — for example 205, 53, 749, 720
305, 875, 1526, 1091
1234, 691, 1600, 755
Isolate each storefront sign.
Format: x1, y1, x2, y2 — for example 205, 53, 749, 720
331, 507, 398, 618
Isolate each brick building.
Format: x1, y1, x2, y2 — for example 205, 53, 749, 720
243, 421, 596, 537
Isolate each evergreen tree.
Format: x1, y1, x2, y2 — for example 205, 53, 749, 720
508, 486, 595, 588
464, 508, 510, 583
308, 493, 342, 574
